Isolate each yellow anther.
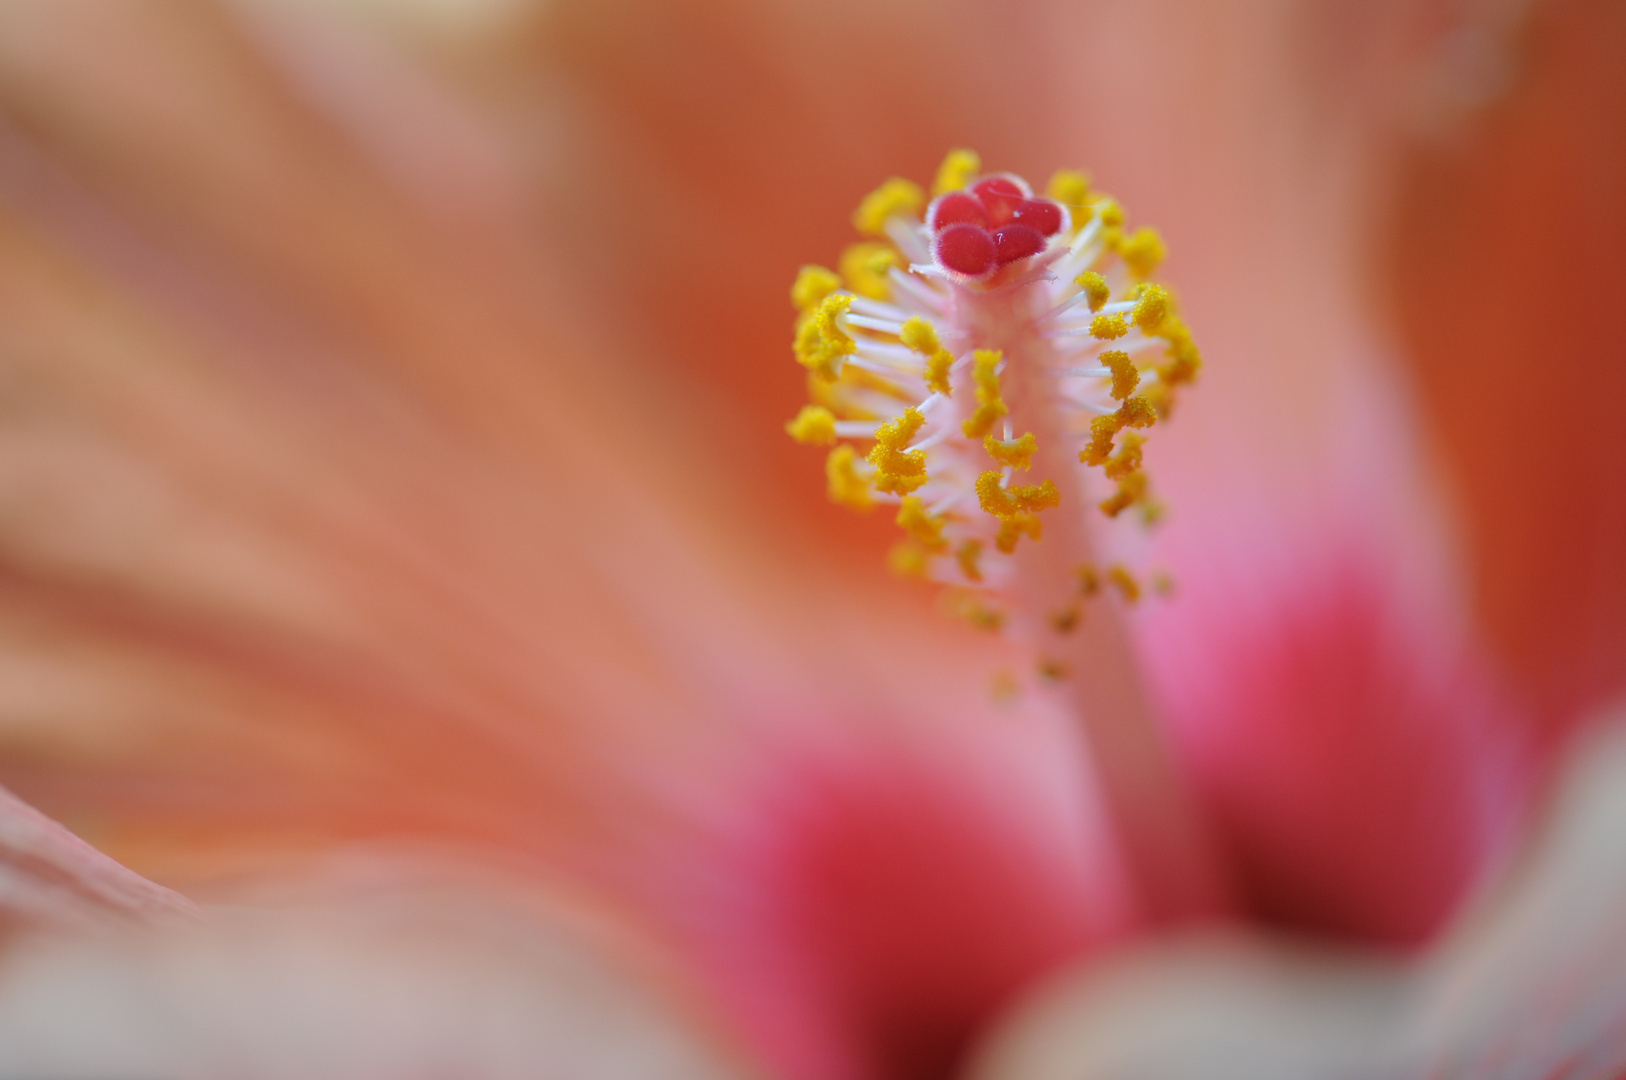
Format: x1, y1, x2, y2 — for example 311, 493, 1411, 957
960, 350, 1008, 438
1096, 198, 1126, 251
1076, 564, 1100, 596
1151, 571, 1176, 597
794, 294, 856, 381
1046, 168, 1092, 213
994, 512, 1043, 554
1081, 397, 1156, 466
896, 495, 950, 552
1120, 227, 1166, 278
1117, 395, 1158, 429
868, 407, 929, 495
785, 404, 838, 445
1107, 564, 1142, 604
923, 352, 955, 398
1156, 317, 1202, 388
933, 149, 982, 195
956, 540, 985, 583
898, 316, 939, 353
825, 445, 872, 510
900, 316, 957, 397
1099, 471, 1148, 519
1139, 382, 1174, 419
791, 265, 843, 312
853, 177, 925, 236
1036, 657, 1069, 682
1158, 353, 1201, 390
983, 431, 1036, 470
1132, 284, 1170, 333
1100, 349, 1140, 401
888, 541, 931, 579
1140, 499, 1167, 527
840, 242, 900, 301
1082, 414, 1122, 466
1049, 604, 1082, 633
975, 471, 1061, 519
1076, 271, 1111, 312
1090, 313, 1129, 340
1104, 431, 1144, 481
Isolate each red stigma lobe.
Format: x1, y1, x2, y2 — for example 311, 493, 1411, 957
1010, 198, 1063, 237
991, 224, 1046, 265
970, 177, 1028, 226
925, 171, 1066, 280
929, 192, 991, 231
934, 223, 998, 278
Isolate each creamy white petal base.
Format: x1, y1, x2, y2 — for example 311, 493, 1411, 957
0, 863, 754, 1080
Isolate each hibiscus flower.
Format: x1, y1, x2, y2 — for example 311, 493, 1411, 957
0, 1, 1620, 1079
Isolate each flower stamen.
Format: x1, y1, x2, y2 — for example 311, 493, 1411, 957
785, 151, 1228, 921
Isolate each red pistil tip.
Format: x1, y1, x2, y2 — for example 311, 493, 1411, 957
935, 223, 998, 278
925, 174, 1069, 282
785, 150, 1203, 640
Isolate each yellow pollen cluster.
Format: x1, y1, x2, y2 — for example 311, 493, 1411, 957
1094, 198, 1126, 250
1104, 431, 1144, 480
900, 317, 956, 397
841, 242, 900, 301
786, 404, 837, 445
1090, 313, 1129, 340
1107, 564, 1142, 604
1100, 350, 1139, 400
933, 149, 982, 195
896, 495, 949, 552
791, 265, 842, 311
1155, 316, 1203, 394
1132, 284, 1170, 333
826, 445, 872, 510
853, 177, 925, 236
794, 294, 856, 381
984, 432, 1036, 470
961, 350, 1009, 439
956, 540, 985, 583
1117, 227, 1166, 279
975, 471, 1060, 519
1082, 397, 1158, 466
1076, 272, 1111, 312
868, 407, 929, 495
995, 513, 1043, 554
785, 152, 1204, 649
1099, 470, 1147, 518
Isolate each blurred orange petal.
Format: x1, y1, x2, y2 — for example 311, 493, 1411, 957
1388, 0, 1626, 734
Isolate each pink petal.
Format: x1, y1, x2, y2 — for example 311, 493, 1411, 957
608, 719, 1135, 1080
970, 711, 1626, 1080
0, 784, 196, 933
1143, 508, 1532, 946
1139, 362, 1536, 946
